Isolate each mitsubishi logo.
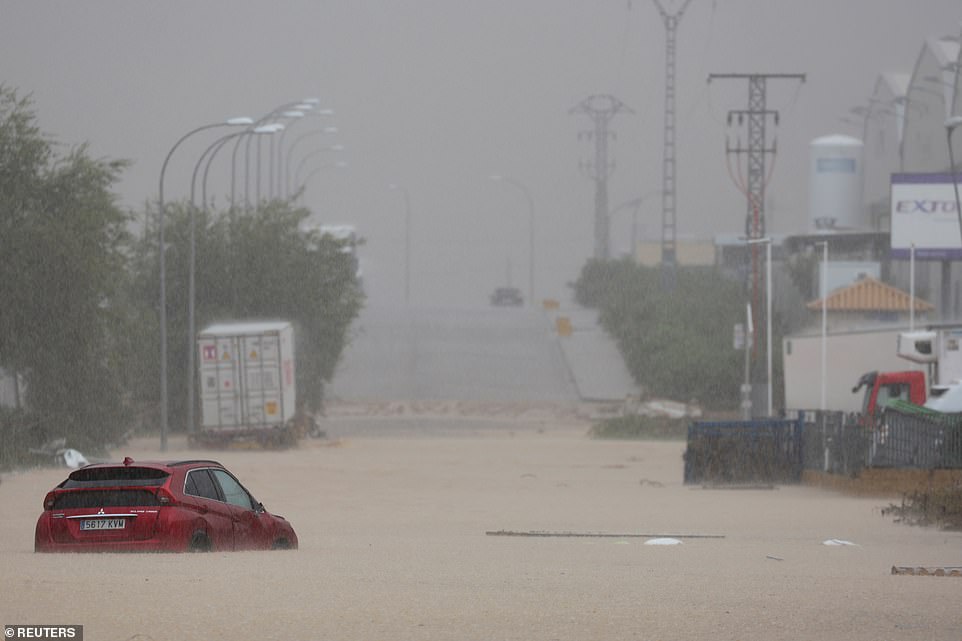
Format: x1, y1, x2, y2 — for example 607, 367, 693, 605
97, 508, 105, 515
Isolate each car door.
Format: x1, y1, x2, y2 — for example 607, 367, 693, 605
210, 469, 273, 550
183, 468, 235, 550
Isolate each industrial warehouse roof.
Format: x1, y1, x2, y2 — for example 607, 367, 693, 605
806, 276, 934, 312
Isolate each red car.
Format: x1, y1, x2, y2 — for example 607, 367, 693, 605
35, 458, 297, 552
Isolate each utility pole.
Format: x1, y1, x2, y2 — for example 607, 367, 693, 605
708, 72, 805, 416
570, 94, 632, 261
652, 0, 695, 289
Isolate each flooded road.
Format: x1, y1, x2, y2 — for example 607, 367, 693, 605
2, 413, 960, 641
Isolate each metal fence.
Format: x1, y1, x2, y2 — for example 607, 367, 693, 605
797, 409, 962, 474
684, 418, 804, 485
685, 409, 962, 484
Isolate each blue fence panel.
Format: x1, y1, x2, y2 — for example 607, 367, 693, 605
684, 417, 804, 485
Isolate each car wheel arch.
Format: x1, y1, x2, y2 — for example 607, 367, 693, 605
271, 537, 293, 550
188, 530, 212, 552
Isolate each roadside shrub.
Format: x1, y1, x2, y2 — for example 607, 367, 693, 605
589, 415, 688, 440
883, 485, 962, 530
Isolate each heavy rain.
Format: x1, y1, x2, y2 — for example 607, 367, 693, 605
1, 2, 961, 640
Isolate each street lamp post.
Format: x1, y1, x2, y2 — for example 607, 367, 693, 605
281, 110, 335, 198
184, 125, 282, 437
816, 241, 829, 413
238, 99, 318, 209
946, 116, 962, 246
230, 123, 284, 214
157, 117, 252, 451
270, 110, 305, 200
745, 237, 773, 417
186, 130, 241, 439
489, 175, 535, 306
389, 184, 412, 305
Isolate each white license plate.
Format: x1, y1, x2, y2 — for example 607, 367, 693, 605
80, 518, 126, 530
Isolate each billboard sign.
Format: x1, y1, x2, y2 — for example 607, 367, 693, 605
890, 173, 962, 260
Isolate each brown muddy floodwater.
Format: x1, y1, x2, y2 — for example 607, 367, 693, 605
1, 413, 960, 641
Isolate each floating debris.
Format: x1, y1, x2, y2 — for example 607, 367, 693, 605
61, 448, 89, 469
892, 566, 962, 577
485, 530, 723, 539
644, 537, 682, 546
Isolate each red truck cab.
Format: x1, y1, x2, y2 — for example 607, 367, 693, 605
852, 370, 926, 420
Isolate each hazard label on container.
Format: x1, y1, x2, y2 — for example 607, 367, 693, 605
265, 401, 278, 415
202, 345, 216, 361
249, 350, 258, 359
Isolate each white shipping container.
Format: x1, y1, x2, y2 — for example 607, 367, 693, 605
197, 321, 296, 432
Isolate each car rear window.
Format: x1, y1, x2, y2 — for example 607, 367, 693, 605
52, 489, 161, 509
60, 467, 170, 488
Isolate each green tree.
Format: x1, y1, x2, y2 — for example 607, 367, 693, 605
127, 199, 364, 430
0, 87, 132, 452
574, 259, 748, 410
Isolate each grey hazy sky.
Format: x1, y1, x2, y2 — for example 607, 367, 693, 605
1, 1, 959, 307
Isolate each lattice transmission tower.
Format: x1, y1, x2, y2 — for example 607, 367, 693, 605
708, 72, 805, 415
571, 94, 632, 261
652, 0, 695, 289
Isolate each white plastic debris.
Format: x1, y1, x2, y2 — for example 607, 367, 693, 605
822, 539, 858, 546
61, 448, 89, 469
644, 537, 683, 546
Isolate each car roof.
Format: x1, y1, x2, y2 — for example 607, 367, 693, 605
76, 459, 223, 471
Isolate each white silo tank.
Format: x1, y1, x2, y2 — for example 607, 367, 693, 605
809, 134, 864, 231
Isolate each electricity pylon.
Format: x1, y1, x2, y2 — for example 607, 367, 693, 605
571, 94, 632, 261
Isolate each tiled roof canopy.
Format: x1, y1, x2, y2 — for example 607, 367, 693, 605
806, 276, 935, 312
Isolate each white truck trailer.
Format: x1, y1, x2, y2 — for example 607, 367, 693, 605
783, 324, 962, 414
196, 321, 299, 447
782, 327, 925, 413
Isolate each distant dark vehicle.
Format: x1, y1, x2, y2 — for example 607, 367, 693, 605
35, 458, 297, 553
490, 286, 524, 307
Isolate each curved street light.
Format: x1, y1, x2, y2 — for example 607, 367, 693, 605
293, 144, 345, 188
184, 125, 279, 437
285, 125, 338, 198
270, 110, 307, 199
185, 131, 243, 438
157, 116, 253, 451
489, 175, 535, 306
235, 99, 318, 209
276, 107, 334, 197
230, 123, 284, 214
296, 160, 347, 202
